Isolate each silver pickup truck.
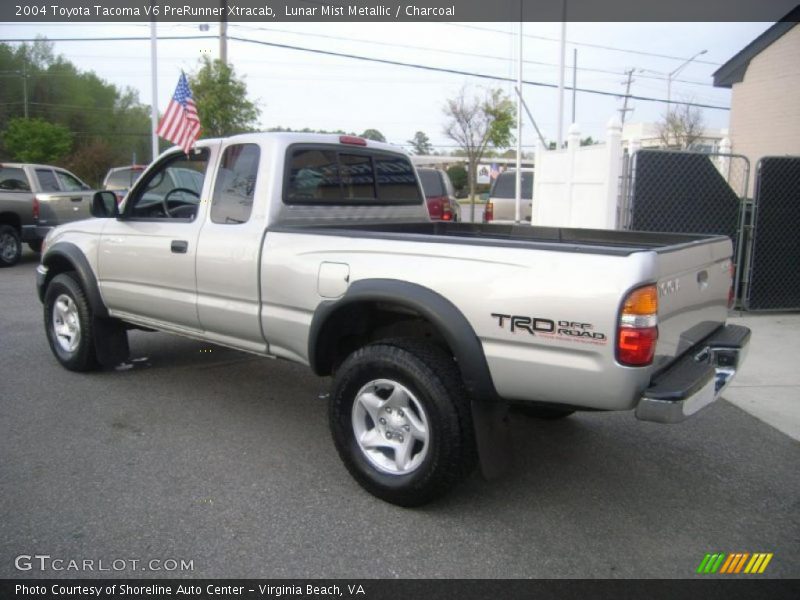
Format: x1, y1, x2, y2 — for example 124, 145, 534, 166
0, 163, 94, 266
36, 133, 750, 506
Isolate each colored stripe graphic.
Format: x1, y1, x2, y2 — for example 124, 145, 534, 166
700, 552, 773, 575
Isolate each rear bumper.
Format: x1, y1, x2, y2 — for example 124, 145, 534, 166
21, 224, 52, 242
635, 324, 751, 424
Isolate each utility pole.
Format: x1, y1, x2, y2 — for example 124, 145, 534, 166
150, 19, 159, 162
220, 0, 228, 64
619, 68, 635, 126
556, 1, 567, 148
515, 14, 523, 224
22, 60, 28, 119
571, 48, 577, 125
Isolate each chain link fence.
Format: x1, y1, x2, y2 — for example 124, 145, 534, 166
744, 156, 800, 310
621, 149, 751, 304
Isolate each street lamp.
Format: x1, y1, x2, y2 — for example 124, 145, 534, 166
667, 49, 707, 110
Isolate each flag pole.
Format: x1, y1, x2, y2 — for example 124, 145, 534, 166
150, 17, 159, 163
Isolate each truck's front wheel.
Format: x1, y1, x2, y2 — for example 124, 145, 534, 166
44, 273, 100, 372
329, 340, 476, 507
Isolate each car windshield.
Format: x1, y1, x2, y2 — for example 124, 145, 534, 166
491, 171, 534, 200
417, 170, 444, 197
106, 168, 143, 190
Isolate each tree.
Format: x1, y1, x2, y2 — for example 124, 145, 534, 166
3, 117, 72, 163
657, 104, 705, 150
360, 128, 386, 142
189, 57, 260, 137
408, 131, 433, 155
443, 86, 515, 221
446, 164, 467, 192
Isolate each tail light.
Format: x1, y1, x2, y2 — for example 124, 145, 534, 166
32, 196, 40, 221
617, 284, 658, 366
728, 261, 735, 309
339, 135, 367, 146
442, 199, 453, 221
484, 202, 494, 222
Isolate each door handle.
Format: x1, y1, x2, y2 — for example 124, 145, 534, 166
70, 196, 82, 202
171, 240, 188, 254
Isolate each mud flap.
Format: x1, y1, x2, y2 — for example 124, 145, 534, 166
93, 318, 130, 368
471, 397, 513, 479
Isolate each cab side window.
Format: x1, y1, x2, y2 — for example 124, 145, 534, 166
124, 149, 209, 221
210, 144, 259, 224
35, 169, 60, 192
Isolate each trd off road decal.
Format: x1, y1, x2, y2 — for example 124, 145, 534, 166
491, 313, 608, 345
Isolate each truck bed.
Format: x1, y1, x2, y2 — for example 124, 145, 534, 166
271, 221, 727, 256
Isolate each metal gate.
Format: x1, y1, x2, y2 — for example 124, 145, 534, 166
621, 149, 751, 302
744, 156, 800, 310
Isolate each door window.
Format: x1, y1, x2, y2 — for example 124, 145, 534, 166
35, 169, 60, 192
54, 170, 85, 192
210, 144, 260, 224
124, 149, 210, 221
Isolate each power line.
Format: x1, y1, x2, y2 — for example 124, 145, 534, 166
1, 35, 730, 111
229, 23, 715, 88
442, 23, 723, 66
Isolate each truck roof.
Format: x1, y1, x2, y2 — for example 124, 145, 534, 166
178, 132, 408, 156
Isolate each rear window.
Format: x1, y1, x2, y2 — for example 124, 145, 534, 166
105, 168, 143, 190
285, 145, 421, 205
0, 167, 31, 192
490, 171, 534, 200
417, 170, 445, 197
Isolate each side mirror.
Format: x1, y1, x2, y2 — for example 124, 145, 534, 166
91, 191, 119, 218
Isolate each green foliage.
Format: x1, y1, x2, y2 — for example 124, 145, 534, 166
0, 39, 153, 185
446, 164, 467, 191
443, 85, 516, 215
359, 128, 386, 142
3, 117, 72, 163
189, 57, 260, 137
407, 131, 433, 155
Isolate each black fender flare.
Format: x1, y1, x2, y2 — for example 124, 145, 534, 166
39, 242, 109, 318
309, 279, 512, 478
309, 278, 498, 400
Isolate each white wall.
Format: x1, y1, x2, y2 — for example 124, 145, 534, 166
533, 118, 623, 230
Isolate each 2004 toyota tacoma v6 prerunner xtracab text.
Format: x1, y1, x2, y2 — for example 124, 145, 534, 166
36, 133, 750, 506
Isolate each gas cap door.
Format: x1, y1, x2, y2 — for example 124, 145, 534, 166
318, 262, 350, 298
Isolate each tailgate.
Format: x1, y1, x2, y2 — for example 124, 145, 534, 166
36, 191, 93, 226
652, 237, 733, 370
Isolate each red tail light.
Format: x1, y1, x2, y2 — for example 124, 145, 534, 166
442, 199, 453, 221
339, 135, 367, 146
32, 196, 40, 221
484, 202, 494, 222
617, 284, 659, 366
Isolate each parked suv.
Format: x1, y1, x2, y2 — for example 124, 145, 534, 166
486, 169, 534, 223
417, 167, 459, 221
0, 163, 93, 266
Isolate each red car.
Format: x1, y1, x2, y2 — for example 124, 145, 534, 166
417, 168, 459, 221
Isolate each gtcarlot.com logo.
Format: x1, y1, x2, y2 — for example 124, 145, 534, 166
696, 552, 773, 575
14, 554, 194, 572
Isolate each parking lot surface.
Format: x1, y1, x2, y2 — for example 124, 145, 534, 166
1, 250, 798, 578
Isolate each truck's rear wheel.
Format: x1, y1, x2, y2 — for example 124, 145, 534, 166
329, 340, 476, 507
44, 273, 100, 371
0, 225, 22, 267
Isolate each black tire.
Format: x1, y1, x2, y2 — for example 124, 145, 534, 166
329, 339, 476, 507
43, 272, 100, 372
0, 225, 22, 267
28, 239, 43, 253
511, 403, 575, 420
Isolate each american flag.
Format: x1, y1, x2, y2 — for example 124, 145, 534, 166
156, 72, 201, 153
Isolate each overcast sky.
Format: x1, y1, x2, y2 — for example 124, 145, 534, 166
1, 20, 773, 153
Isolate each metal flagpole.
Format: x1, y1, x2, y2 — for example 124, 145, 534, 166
515, 12, 523, 224
150, 19, 159, 163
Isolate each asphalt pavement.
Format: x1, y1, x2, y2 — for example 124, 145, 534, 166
1, 249, 798, 579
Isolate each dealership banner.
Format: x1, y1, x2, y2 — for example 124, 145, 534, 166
2, 0, 797, 22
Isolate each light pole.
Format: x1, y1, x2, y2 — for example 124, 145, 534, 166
667, 49, 707, 111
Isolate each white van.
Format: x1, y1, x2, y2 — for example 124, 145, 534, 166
486, 169, 533, 222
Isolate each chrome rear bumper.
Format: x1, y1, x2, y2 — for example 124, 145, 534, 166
635, 324, 750, 424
